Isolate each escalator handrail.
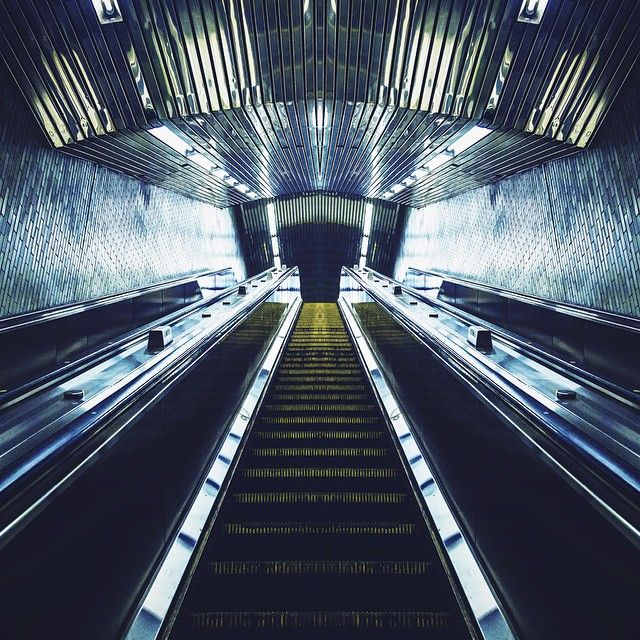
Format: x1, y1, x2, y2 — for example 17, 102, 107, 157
383, 267, 640, 408
0, 268, 299, 550
122, 297, 303, 640
0, 267, 237, 334
403, 267, 640, 334
0, 267, 280, 410
343, 267, 640, 550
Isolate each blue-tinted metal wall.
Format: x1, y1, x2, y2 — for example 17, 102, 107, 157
0, 70, 245, 319
394, 75, 640, 318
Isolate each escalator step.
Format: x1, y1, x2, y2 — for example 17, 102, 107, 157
205, 559, 432, 575
249, 448, 390, 457
223, 522, 416, 535
253, 430, 385, 440
262, 404, 377, 413
189, 610, 452, 631
242, 467, 399, 479
260, 416, 381, 425
232, 492, 407, 504
167, 302, 470, 639
273, 384, 367, 392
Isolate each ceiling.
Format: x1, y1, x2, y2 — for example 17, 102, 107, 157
1, 0, 639, 209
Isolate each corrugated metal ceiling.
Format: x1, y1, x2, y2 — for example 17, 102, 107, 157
0, 0, 638, 208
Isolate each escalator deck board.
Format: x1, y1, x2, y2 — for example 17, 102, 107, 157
169, 303, 471, 638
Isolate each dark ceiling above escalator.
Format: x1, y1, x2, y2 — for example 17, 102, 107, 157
0, 0, 638, 208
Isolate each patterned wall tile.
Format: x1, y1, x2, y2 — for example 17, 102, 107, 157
0, 75, 245, 319
395, 75, 640, 318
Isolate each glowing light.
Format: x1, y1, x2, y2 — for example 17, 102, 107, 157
358, 202, 374, 270
363, 203, 373, 236
517, 0, 549, 24
149, 125, 193, 156
446, 125, 492, 156
267, 203, 281, 269
267, 203, 277, 236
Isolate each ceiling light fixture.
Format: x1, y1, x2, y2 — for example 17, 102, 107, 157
382, 125, 492, 200
446, 125, 493, 156
517, 0, 549, 24
149, 125, 257, 199
267, 203, 282, 269
149, 125, 193, 156
358, 202, 374, 269
92, 0, 123, 24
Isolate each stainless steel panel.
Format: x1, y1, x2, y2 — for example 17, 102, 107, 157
240, 194, 401, 300
0, 0, 637, 207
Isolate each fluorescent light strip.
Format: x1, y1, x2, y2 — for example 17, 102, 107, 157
149, 125, 193, 156
267, 203, 281, 268
382, 125, 492, 199
148, 125, 257, 198
517, 0, 549, 24
447, 126, 493, 156
363, 203, 373, 236
358, 203, 374, 269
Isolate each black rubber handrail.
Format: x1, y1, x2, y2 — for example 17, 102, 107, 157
0, 267, 236, 334
404, 267, 640, 334
372, 268, 640, 408
0, 268, 277, 409
0, 267, 299, 549
346, 267, 640, 550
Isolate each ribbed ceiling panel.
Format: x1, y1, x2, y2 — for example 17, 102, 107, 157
0, 1, 638, 208
239, 194, 402, 300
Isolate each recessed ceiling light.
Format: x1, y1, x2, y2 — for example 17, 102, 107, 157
149, 125, 193, 156
91, 0, 123, 24
446, 125, 492, 156
517, 0, 549, 24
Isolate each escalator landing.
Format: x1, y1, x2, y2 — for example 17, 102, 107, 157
168, 303, 472, 638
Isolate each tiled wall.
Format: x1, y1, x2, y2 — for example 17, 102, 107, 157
394, 76, 640, 318
0, 71, 245, 319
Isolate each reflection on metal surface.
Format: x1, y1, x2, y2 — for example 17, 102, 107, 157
267, 203, 282, 269
345, 266, 640, 549
1, 1, 638, 207
358, 203, 374, 269
338, 296, 516, 640
394, 72, 640, 318
123, 294, 302, 640
0, 75, 246, 318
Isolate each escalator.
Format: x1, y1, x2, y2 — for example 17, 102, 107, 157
165, 303, 474, 639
